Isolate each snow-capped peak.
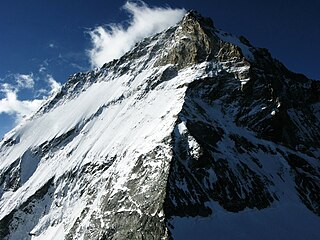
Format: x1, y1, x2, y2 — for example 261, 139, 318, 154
0, 11, 319, 240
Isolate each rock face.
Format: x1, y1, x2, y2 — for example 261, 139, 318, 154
0, 11, 320, 240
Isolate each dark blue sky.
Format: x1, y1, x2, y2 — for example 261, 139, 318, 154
0, 0, 319, 137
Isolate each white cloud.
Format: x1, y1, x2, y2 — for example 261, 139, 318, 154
47, 75, 62, 94
0, 84, 43, 123
15, 73, 35, 89
0, 73, 61, 124
49, 43, 57, 48
1, 83, 16, 93
87, 1, 185, 67
39, 66, 46, 73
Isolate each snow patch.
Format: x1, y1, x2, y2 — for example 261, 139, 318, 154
216, 31, 254, 61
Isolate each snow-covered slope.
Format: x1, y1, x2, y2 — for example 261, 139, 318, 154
0, 11, 319, 239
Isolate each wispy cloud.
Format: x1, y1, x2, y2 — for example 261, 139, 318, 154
0, 72, 61, 124
47, 74, 61, 94
58, 53, 88, 71
87, 1, 185, 67
0, 84, 43, 123
15, 73, 35, 89
39, 59, 49, 73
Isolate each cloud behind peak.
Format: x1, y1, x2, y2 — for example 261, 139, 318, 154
87, 1, 185, 67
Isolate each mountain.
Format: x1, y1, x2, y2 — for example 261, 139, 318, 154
0, 11, 320, 240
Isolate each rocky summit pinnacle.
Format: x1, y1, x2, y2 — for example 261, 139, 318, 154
0, 11, 319, 240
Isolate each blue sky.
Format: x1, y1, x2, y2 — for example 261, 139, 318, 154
0, 0, 319, 138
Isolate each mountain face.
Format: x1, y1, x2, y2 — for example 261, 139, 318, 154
0, 11, 320, 239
